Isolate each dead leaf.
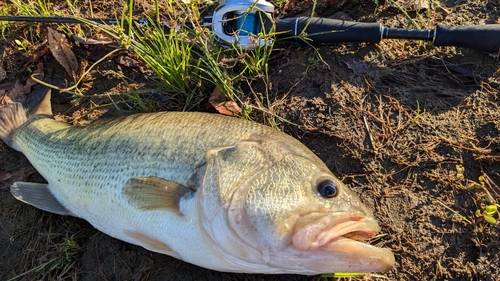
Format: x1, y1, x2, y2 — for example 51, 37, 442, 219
47, 27, 79, 79
436, 6, 453, 17
117, 55, 140, 68
27, 45, 50, 65
23, 62, 44, 90
390, 0, 430, 12
0, 82, 14, 92
1, 81, 23, 104
345, 60, 377, 74
0, 67, 6, 83
0, 91, 6, 105
0, 82, 14, 103
283, 0, 297, 12
0, 63, 44, 105
208, 87, 242, 116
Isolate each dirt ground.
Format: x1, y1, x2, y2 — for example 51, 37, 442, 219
1, 0, 500, 280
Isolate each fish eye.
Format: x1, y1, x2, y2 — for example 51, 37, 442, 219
317, 180, 338, 198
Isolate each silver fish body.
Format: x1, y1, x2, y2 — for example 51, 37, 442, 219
0, 91, 394, 274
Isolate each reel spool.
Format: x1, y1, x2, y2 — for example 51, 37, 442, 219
212, 0, 274, 49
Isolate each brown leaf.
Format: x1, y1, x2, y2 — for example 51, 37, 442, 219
0, 67, 6, 83
47, 27, 79, 79
283, 0, 297, 12
436, 6, 453, 17
23, 62, 44, 90
0, 81, 14, 92
390, 0, 430, 12
0, 63, 44, 105
27, 45, 50, 65
1, 80, 23, 105
345, 60, 377, 74
117, 55, 140, 68
208, 87, 242, 116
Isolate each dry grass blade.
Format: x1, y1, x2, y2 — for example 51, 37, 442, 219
47, 27, 79, 80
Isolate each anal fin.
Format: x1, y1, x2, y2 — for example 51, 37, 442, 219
11, 182, 73, 216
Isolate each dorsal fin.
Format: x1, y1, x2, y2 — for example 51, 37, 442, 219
32, 88, 52, 116
123, 177, 193, 214
23, 85, 52, 117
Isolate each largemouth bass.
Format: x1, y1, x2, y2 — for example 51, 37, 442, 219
0, 88, 394, 275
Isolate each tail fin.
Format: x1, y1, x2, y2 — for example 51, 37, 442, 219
0, 87, 52, 147
0, 103, 28, 146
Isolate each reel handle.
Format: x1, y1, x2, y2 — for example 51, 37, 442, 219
433, 24, 500, 53
275, 17, 383, 44
212, 0, 274, 49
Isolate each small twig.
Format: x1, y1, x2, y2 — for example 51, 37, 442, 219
474, 155, 500, 162
439, 136, 491, 154
480, 174, 499, 204
30, 47, 123, 96
363, 115, 378, 156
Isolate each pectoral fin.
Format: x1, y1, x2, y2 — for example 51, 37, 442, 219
10, 182, 73, 216
123, 177, 192, 214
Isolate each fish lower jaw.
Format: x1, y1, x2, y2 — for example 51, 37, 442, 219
288, 216, 395, 272
322, 238, 395, 272
277, 238, 395, 274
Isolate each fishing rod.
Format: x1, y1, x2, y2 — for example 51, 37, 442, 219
1, 0, 500, 53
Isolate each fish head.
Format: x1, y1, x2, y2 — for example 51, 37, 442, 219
199, 135, 394, 274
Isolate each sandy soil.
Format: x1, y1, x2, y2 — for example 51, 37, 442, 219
1, 0, 499, 280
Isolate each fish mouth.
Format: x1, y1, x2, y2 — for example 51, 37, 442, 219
315, 216, 380, 250
292, 212, 381, 251
291, 212, 394, 272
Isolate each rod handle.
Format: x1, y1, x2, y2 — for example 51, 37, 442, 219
433, 24, 500, 53
275, 17, 383, 44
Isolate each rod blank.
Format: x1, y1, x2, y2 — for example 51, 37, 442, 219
1, 15, 500, 53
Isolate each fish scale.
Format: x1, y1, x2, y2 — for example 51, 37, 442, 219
13, 112, 278, 216
0, 90, 395, 274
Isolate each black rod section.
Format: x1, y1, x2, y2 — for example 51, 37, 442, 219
275, 17, 383, 44
382, 28, 434, 40
0, 15, 207, 29
433, 24, 500, 53
0, 15, 126, 25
